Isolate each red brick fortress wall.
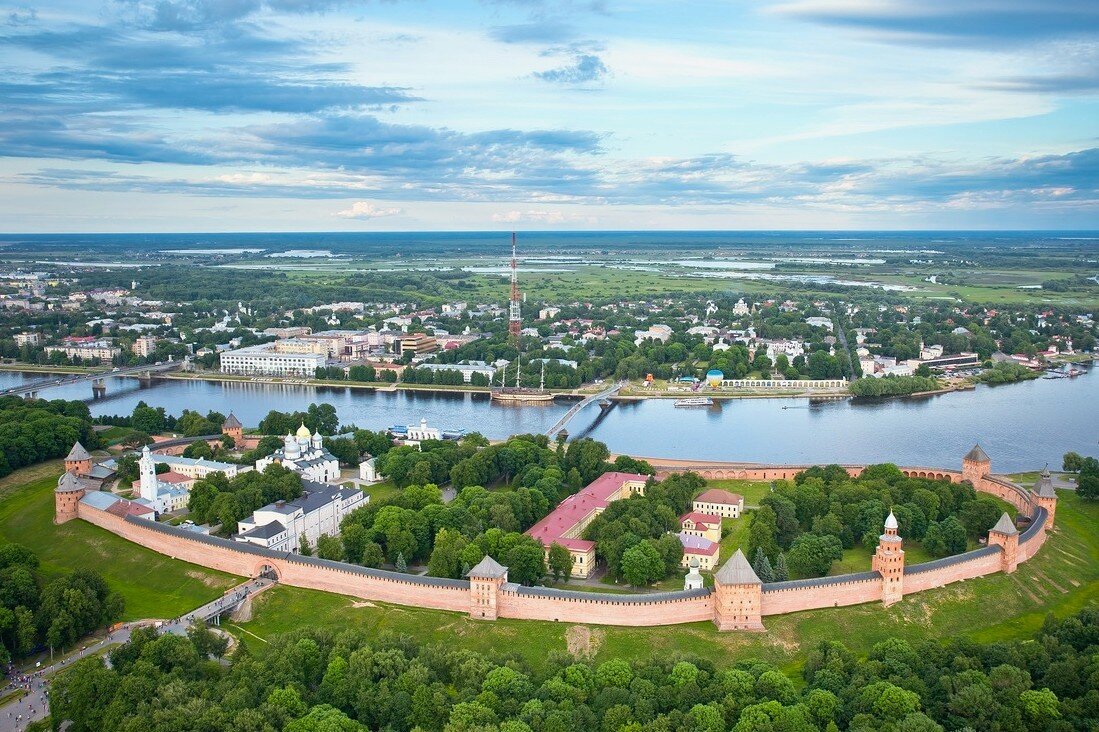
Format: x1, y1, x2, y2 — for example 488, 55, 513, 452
69, 452, 1055, 631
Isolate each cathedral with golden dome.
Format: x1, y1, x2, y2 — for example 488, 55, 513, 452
255, 423, 341, 484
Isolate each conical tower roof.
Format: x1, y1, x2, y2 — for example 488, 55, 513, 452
56, 472, 84, 493
466, 555, 508, 579
990, 512, 1018, 536
884, 511, 898, 530
715, 549, 762, 585
1035, 470, 1057, 498
222, 412, 242, 429
964, 444, 990, 463
66, 442, 91, 461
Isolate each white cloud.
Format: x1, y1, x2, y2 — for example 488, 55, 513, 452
492, 209, 598, 224
335, 201, 402, 219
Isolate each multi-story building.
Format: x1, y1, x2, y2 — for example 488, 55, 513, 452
132, 335, 158, 357
44, 340, 120, 362
692, 489, 744, 519
526, 472, 651, 578
233, 482, 368, 552
399, 333, 438, 357
417, 361, 496, 383
14, 332, 41, 347
152, 452, 250, 480
220, 344, 326, 376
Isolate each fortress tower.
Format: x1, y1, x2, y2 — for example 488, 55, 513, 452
54, 471, 85, 524
64, 442, 93, 477
962, 444, 991, 487
222, 412, 243, 443
712, 549, 764, 631
1033, 466, 1058, 529
987, 512, 1019, 573
872, 511, 905, 606
467, 555, 508, 620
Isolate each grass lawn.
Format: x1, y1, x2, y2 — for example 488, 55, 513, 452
703, 479, 772, 506
363, 480, 399, 502
718, 513, 752, 558
96, 425, 144, 446
235, 489, 1099, 674
0, 467, 240, 621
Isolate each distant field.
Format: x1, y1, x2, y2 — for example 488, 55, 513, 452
0, 469, 239, 620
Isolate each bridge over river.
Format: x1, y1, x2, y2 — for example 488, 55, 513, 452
0, 360, 183, 399
544, 381, 626, 438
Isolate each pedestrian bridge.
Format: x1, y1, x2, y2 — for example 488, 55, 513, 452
544, 381, 625, 438
0, 360, 183, 398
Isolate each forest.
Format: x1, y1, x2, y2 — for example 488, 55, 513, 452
746, 465, 1006, 580
0, 543, 123, 665
41, 606, 1099, 731
0, 396, 99, 477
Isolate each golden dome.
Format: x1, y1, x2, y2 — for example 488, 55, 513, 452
295, 422, 312, 439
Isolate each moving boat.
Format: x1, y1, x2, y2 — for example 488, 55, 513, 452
674, 396, 714, 407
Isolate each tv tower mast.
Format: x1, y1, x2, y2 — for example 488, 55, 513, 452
508, 232, 521, 343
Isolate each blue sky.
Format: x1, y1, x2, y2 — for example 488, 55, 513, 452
1, 0, 1097, 231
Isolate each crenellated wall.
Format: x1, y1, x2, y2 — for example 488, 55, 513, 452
761, 574, 882, 615
498, 588, 714, 626
70, 456, 1055, 631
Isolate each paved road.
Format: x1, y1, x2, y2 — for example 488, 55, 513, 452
0, 578, 272, 732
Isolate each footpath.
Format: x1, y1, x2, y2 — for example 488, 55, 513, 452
0, 578, 272, 732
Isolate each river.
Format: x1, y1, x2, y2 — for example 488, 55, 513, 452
2, 369, 1095, 472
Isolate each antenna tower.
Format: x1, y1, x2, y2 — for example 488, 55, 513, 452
508, 232, 521, 342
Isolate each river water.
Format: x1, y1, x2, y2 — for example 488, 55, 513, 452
3, 369, 1095, 472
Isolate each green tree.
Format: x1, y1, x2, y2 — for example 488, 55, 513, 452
299, 535, 313, 556
316, 534, 343, 561
548, 542, 573, 582
620, 541, 663, 587
428, 528, 468, 579
786, 533, 843, 578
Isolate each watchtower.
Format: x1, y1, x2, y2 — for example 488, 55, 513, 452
1033, 466, 1058, 529
54, 472, 86, 524
987, 512, 1019, 573
222, 412, 243, 443
872, 511, 905, 606
962, 444, 991, 487
712, 549, 764, 631
64, 441, 93, 477
466, 555, 508, 620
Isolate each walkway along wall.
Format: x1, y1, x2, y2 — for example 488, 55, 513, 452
68, 449, 1055, 631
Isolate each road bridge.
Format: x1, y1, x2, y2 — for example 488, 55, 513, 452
0, 360, 183, 399
544, 381, 625, 439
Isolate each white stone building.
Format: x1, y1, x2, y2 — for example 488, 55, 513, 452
256, 424, 341, 484
219, 343, 326, 377
234, 482, 368, 552
134, 446, 189, 514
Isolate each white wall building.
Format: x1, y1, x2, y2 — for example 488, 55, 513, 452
135, 446, 189, 514
256, 424, 341, 484
220, 344, 326, 376
154, 453, 249, 480
234, 482, 368, 552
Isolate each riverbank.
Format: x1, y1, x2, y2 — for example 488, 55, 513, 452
0, 362, 94, 374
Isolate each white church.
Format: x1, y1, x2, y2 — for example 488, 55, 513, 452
255, 424, 341, 484
134, 445, 190, 515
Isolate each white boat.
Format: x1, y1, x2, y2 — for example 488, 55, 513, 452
674, 396, 714, 407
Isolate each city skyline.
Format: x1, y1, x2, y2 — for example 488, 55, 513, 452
1, 0, 1097, 231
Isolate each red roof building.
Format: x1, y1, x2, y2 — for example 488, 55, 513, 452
525, 472, 651, 578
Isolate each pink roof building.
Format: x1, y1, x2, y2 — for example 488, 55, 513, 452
526, 472, 651, 552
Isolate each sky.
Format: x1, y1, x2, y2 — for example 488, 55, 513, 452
1, 0, 1098, 232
